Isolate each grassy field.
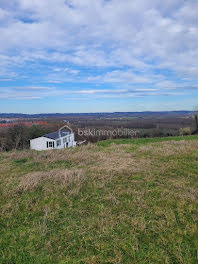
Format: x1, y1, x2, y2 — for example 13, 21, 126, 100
0, 136, 198, 263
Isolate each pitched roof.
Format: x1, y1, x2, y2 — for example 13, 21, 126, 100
43, 130, 71, 140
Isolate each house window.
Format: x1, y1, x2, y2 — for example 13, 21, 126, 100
63, 137, 67, 143
47, 141, 54, 148
56, 139, 61, 147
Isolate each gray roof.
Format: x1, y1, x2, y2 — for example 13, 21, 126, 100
43, 130, 71, 140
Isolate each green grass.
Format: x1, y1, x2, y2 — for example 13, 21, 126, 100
0, 136, 198, 263
97, 135, 198, 147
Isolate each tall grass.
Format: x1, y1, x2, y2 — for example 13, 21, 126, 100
0, 136, 198, 263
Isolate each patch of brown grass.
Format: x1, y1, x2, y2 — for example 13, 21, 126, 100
17, 168, 85, 192
137, 140, 198, 157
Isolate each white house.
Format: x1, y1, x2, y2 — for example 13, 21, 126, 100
30, 128, 76, 151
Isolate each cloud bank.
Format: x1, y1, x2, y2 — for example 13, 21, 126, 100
0, 0, 198, 102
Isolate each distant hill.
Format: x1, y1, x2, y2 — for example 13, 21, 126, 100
0, 111, 194, 118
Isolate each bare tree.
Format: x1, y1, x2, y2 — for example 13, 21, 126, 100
7, 124, 28, 150
192, 106, 198, 133
0, 140, 6, 152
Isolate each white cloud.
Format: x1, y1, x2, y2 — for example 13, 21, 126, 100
0, 0, 198, 99
13, 86, 53, 91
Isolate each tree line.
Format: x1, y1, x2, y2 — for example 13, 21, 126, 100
0, 125, 50, 151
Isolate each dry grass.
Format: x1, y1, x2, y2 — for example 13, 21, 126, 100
0, 137, 198, 263
17, 168, 85, 192
137, 140, 198, 157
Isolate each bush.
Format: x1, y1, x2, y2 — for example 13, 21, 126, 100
179, 127, 191, 136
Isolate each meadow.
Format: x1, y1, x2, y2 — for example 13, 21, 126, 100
0, 136, 198, 263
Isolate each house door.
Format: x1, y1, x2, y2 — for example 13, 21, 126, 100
64, 143, 69, 148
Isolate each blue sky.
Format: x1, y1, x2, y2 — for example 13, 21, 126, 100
0, 0, 198, 113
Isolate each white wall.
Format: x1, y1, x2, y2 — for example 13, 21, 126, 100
30, 133, 76, 151
30, 137, 55, 151
56, 133, 76, 149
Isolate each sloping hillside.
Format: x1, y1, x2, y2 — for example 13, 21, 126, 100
0, 136, 198, 263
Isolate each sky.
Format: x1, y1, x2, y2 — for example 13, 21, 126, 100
0, 0, 198, 113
